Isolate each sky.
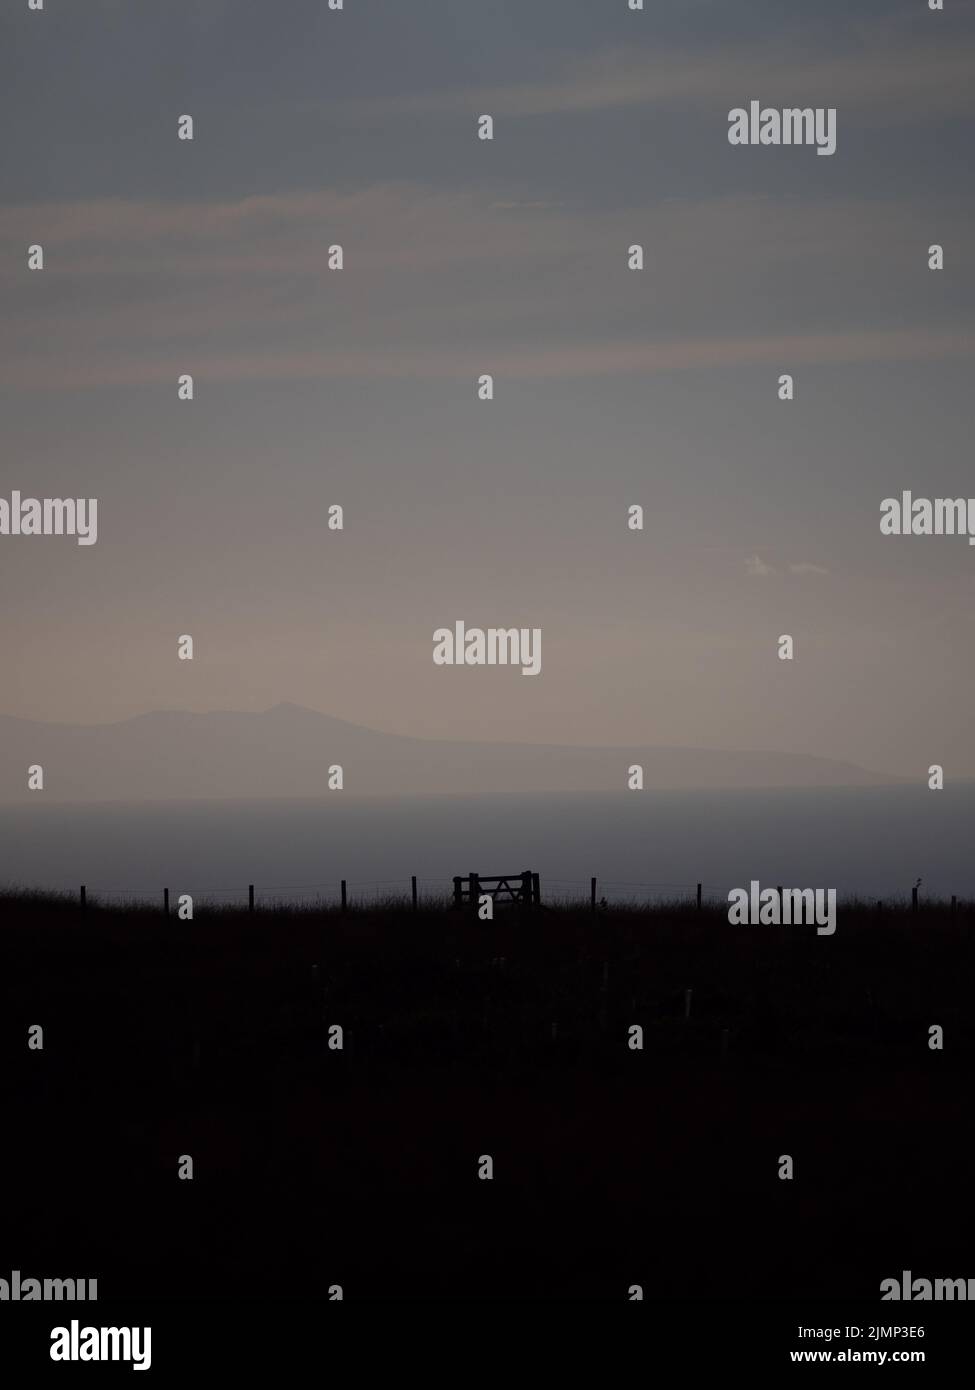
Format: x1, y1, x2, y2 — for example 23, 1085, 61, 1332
1, 0, 974, 778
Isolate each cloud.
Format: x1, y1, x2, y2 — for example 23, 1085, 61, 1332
328, 30, 975, 126
3, 184, 973, 391
489, 201, 568, 211
4, 325, 974, 393
746, 558, 831, 580
5, 187, 967, 281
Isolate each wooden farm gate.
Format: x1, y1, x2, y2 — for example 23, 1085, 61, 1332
452, 871, 540, 907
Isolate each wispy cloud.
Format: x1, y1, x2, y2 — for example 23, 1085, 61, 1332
328, 31, 975, 125
5, 187, 968, 280
3, 183, 972, 391
4, 324, 974, 392
746, 557, 832, 581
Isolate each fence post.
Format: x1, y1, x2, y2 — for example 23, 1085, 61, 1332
591, 877, 597, 913
411, 875, 418, 911
341, 880, 347, 913
80, 885, 86, 911
521, 870, 531, 904
249, 884, 255, 914
532, 872, 541, 907
696, 882, 702, 910
468, 873, 479, 911
453, 876, 463, 907
163, 887, 170, 917
912, 882, 919, 913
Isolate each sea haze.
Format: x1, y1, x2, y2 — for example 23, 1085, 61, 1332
1, 785, 971, 906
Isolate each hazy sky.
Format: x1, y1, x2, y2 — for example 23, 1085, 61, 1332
2, 0, 974, 777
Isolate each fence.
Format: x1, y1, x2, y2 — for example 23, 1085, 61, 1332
47, 877, 967, 914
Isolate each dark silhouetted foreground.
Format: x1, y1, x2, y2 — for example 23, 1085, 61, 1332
2, 891, 973, 1300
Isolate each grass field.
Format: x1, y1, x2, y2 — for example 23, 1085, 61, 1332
2, 891, 973, 1300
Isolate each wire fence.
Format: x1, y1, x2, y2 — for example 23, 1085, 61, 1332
3, 876, 730, 907
3, 875, 962, 912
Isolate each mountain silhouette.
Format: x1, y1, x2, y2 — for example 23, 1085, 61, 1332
0, 705, 901, 802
